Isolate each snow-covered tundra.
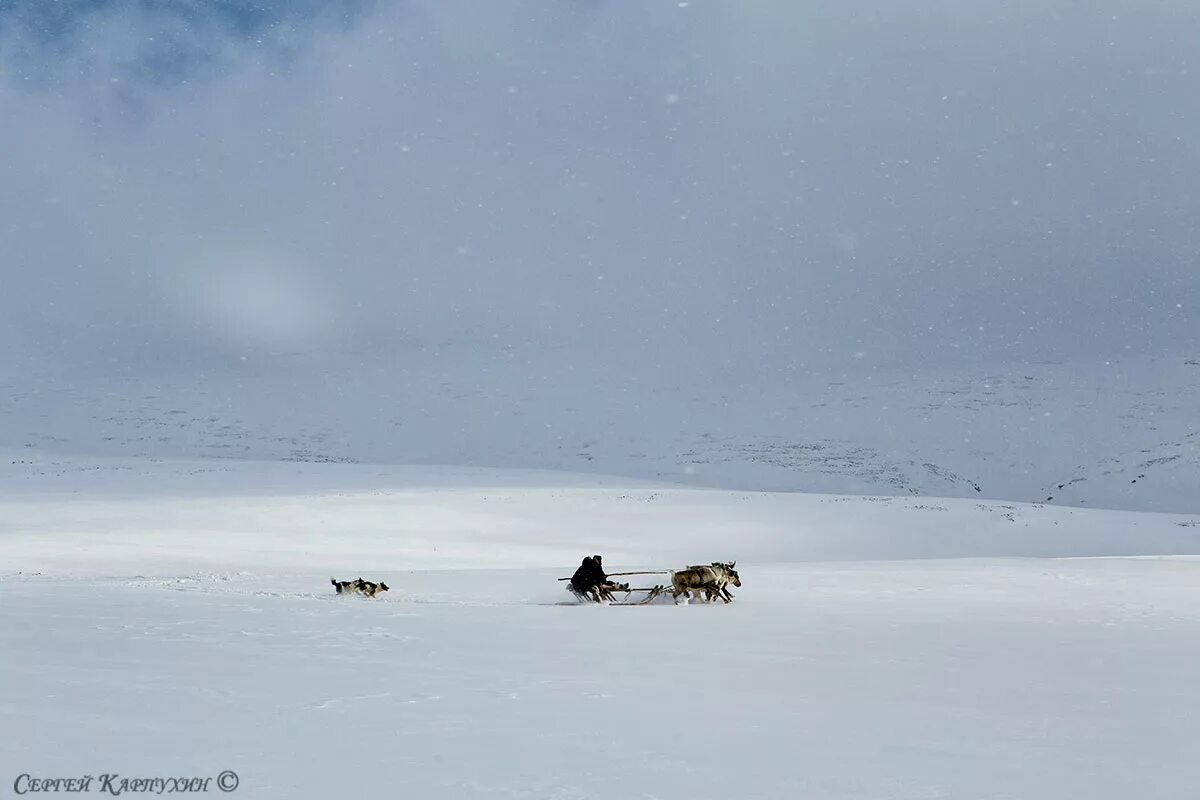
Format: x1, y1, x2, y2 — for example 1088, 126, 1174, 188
3, 453, 1199, 798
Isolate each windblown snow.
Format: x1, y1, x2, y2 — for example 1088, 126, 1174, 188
2, 453, 1199, 798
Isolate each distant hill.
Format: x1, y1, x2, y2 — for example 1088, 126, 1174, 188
2, 353, 1196, 512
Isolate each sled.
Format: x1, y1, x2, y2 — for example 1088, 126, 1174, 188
560, 571, 670, 605
609, 585, 668, 605
568, 584, 668, 605
559, 563, 740, 605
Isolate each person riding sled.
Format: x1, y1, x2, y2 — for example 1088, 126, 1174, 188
569, 554, 626, 602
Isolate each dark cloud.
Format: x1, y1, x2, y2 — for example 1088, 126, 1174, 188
1, 1, 1197, 384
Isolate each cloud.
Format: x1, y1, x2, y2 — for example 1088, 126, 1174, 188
0, 0, 1196, 382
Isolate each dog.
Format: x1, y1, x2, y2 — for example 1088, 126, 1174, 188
358, 579, 390, 598
331, 577, 366, 595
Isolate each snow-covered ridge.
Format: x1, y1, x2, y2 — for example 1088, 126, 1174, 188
3, 354, 1196, 512
3, 454, 1198, 579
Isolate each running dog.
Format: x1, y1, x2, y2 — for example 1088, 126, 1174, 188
331, 577, 366, 595
358, 579, 390, 598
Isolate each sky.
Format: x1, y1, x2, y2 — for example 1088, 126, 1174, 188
1, 0, 1197, 383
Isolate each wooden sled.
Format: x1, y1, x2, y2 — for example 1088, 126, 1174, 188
564, 577, 669, 605
606, 584, 668, 605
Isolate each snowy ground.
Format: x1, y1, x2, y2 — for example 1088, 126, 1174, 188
3, 455, 1200, 798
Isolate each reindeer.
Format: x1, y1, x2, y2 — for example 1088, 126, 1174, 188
671, 562, 741, 603
667, 563, 729, 606
703, 561, 741, 603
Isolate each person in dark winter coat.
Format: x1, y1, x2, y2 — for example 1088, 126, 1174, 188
570, 554, 616, 600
